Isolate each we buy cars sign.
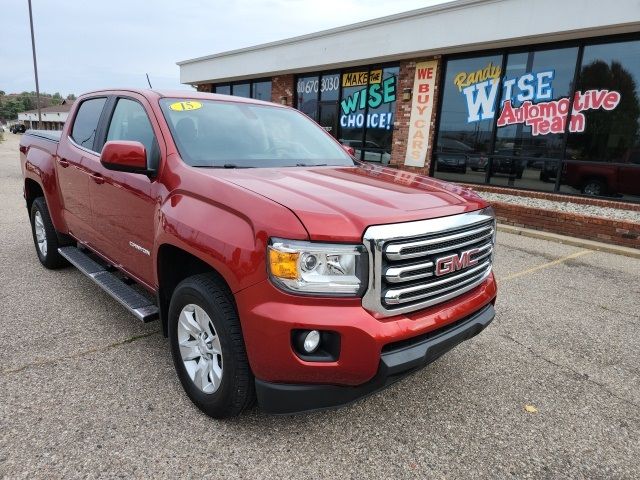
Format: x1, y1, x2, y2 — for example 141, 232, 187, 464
405, 60, 438, 167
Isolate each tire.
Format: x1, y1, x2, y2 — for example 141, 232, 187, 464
30, 197, 68, 269
582, 179, 606, 196
168, 273, 255, 418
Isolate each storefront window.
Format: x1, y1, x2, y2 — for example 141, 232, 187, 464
434, 36, 640, 203
490, 46, 579, 191
252, 81, 272, 101
337, 66, 398, 163
297, 75, 320, 119
561, 39, 640, 200
318, 73, 340, 136
215, 80, 272, 101
434, 55, 503, 184
232, 83, 250, 98
362, 66, 398, 164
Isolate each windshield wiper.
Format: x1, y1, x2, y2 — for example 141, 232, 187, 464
192, 164, 253, 169
294, 163, 328, 167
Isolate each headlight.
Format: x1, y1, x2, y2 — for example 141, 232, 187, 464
268, 238, 367, 296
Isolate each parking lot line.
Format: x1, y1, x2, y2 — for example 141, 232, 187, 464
500, 249, 592, 281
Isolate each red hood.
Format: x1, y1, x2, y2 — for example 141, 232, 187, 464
210, 164, 488, 242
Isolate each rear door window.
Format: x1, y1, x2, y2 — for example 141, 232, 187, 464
70, 98, 107, 151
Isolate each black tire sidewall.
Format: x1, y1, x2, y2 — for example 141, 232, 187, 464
30, 197, 63, 268
168, 278, 248, 417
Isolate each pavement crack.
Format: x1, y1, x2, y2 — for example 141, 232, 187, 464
1, 330, 161, 376
499, 332, 640, 409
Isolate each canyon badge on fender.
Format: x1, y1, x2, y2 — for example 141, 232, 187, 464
129, 241, 151, 256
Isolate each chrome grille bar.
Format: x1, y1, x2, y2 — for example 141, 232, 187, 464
385, 267, 492, 309
362, 209, 496, 317
385, 223, 494, 261
385, 261, 491, 304
385, 260, 434, 283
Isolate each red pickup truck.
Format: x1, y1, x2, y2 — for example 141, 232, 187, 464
20, 89, 497, 417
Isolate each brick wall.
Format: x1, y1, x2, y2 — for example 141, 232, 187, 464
389, 56, 442, 175
492, 201, 640, 249
196, 84, 212, 93
271, 75, 294, 107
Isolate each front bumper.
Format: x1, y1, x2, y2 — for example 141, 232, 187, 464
255, 303, 495, 414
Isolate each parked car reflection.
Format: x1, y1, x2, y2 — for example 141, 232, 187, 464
339, 139, 391, 165
435, 137, 472, 173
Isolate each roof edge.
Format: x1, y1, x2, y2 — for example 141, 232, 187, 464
176, 0, 500, 66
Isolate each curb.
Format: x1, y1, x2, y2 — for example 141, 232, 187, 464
497, 224, 640, 259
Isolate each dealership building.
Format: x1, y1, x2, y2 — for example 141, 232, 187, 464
178, 0, 640, 203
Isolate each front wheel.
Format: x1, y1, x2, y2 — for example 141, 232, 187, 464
30, 197, 68, 269
168, 273, 254, 418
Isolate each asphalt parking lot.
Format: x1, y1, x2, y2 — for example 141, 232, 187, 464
1, 133, 639, 479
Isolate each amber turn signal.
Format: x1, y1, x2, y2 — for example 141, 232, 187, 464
268, 248, 299, 279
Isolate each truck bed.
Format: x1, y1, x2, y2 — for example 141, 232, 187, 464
24, 129, 62, 143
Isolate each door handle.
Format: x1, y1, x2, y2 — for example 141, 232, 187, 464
90, 173, 105, 184
58, 158, 70, 168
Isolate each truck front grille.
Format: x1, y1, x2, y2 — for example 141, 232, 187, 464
362, 209, 495, 317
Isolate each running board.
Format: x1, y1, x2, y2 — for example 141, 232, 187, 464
58, 246, 159, 323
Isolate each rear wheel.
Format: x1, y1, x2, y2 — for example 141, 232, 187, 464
582, 178, 606, 196
168, 273, 254, 418
30, 197, 68, 269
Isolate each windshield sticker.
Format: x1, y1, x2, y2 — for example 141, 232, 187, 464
169, 101, 202, 111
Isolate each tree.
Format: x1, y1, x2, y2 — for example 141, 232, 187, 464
570, 60, 640, 162
66, 93, 76, 101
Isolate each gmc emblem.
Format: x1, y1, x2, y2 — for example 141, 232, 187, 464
435, 248, 480, 276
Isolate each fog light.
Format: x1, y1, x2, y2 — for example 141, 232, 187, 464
303, 330, 321, 353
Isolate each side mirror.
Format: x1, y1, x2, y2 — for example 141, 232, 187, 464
342, 144, 356, 157
100, 140, 150, 174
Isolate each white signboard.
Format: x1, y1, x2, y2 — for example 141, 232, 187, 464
404, 60, 438, 167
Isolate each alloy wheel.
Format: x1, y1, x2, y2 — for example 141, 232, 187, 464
34, 210, 47, 257
177, 304, 223, 394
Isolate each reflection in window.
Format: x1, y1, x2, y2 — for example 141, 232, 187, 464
561, 39, 640, 201
215, 85, 231, 95
297, 75, 319, 119
232, 83, 250, 98
362, 66, 398, 165
489, 47, 578, 191
252, 81, 272, 101
434, 55, 503, 184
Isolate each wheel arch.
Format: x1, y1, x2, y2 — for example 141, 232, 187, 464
156, 243, 235, 337
24, 177, 44, 212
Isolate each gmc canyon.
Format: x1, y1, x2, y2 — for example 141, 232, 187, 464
20, 89, 497, 418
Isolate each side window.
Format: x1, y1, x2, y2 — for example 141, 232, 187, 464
70, 97, 107, 151
106, 98, 158, 166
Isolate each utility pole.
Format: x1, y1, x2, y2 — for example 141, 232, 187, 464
28, 0, 42, 129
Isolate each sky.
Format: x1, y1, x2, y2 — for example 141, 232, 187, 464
0, 0, 448, 97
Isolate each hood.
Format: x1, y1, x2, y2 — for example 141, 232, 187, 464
209, 164, 488, 242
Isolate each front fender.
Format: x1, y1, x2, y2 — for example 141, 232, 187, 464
154, 191, 308, 293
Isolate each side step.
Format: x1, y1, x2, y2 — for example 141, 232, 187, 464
58, 246, 159, 323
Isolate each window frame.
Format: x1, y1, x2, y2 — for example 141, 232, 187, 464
68, 96, 109, 154
93, 95, 163, 173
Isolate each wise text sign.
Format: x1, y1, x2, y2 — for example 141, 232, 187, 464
404, 60, 438, 167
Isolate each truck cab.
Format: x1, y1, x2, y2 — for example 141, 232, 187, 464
20, 89, 497, 417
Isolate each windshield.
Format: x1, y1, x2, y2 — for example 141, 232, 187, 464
159, 98, 355, 168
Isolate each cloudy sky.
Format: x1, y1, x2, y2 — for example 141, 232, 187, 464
1, 0, 447, 96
